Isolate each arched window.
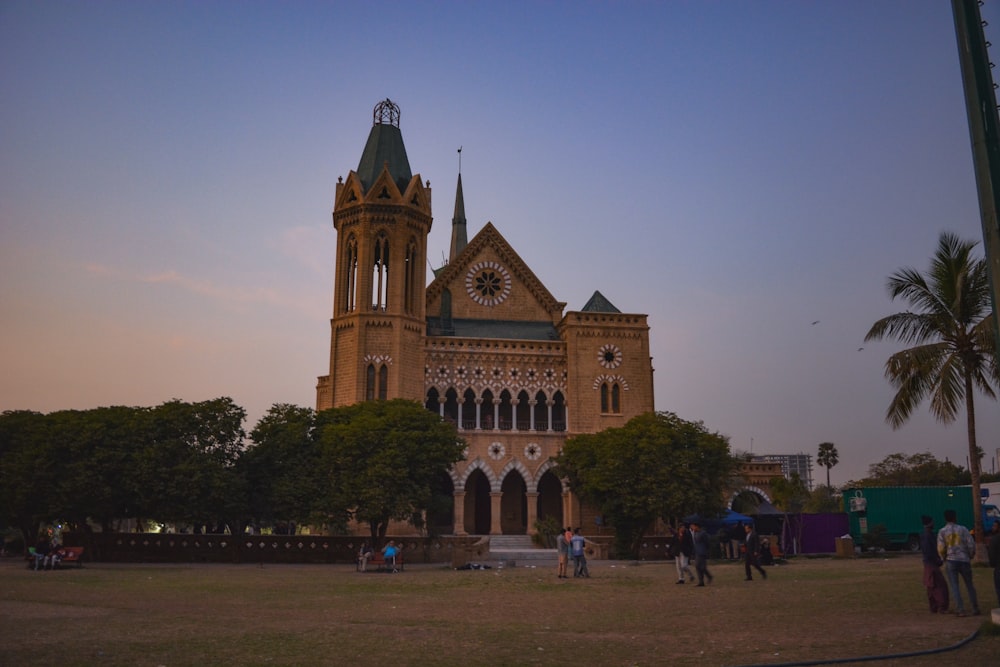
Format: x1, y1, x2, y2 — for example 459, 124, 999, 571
443, 388, 459, 424
366, 364, 376, 401
404, 238, 418, 315
425, 387, 440, 414
481, 389, 495, 430
611, 383, 621, 413
600, 383, 609, 413
343, 235, 358, 313
498, 389, 513, 430
379, 365, 388, 400
372, 233, 389, 311
534, 390, 548, 431
516, 390, 531, 430
462, 388, 476, 430
552, 391, 566, 431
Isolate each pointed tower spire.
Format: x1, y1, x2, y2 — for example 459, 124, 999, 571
449, 147, 468, 262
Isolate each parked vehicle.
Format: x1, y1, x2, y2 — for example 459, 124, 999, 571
844, 486, 999, 551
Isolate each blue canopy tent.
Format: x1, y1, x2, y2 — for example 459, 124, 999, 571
682, 509, 754, 535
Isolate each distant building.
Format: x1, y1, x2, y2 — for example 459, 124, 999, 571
753, 453, 814, 490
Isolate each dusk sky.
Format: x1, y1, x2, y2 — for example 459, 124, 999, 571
2, 1, 999, 486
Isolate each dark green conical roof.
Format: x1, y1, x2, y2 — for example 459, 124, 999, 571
581, 290, 621, 313
356, 99, 413, 193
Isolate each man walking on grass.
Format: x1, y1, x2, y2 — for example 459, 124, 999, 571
743, 523, 768, 581
937, 509, 980, 617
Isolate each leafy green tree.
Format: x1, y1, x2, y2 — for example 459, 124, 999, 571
555, 411, 736, 559
803, 486, 842, 513
243, 404, 326, 531
847, 452, 969, 487
131, 398, 247, 529
53, 406, 147, 531
816, 442, 839, 488
864, 232, 998, 543
0, 410, 61, 552
317, 399, 464, 546
770, 473, 810, 514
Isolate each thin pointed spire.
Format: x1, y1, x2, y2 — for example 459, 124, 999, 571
449, 149, 468, 262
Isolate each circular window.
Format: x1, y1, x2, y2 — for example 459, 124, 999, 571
489, 442, 506, 460
598, 343, 623, 369
466, 261, 512, 307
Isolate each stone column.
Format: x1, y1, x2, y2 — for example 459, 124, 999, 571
526, 491, 539, 536
490, 491, 503, 535
452, 490, 467, 535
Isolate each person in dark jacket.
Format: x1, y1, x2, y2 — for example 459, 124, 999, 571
988, 520, 1000, 609
674, 524, 695, 584
920, 515, 948, 613
743, 523, 768, 581
690, 521, 713, 586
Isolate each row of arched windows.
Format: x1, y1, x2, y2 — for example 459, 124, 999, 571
425, 387, 567, 432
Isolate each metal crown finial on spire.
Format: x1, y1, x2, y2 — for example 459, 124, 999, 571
458, 146, 462, 173
373, 99, 400, 127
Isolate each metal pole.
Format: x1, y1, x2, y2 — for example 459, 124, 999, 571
952, 0, 1000, 358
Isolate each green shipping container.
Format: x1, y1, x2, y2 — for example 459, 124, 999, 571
843, 486, 973, 551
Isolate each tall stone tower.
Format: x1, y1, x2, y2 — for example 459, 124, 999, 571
316, 100, 432, 409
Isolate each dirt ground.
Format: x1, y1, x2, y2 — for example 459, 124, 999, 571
1, 555, 997, 666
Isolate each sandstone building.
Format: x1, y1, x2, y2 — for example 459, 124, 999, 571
316, 100, 655, 536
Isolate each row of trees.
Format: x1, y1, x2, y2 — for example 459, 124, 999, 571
0, 399, 464, 551
0, 398, 743, 559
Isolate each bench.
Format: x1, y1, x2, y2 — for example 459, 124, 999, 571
57, 546, 85, 567
358, 550, 404, 572
25, 546, 84, 569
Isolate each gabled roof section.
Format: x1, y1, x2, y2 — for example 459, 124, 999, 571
427, 222, 566, 317
581, 290, 621, 313
356, 100, 413, 193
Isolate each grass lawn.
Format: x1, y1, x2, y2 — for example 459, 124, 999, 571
1, 555, 997, 666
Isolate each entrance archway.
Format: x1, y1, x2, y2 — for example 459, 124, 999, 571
464, 469, 492, 535
536, 470, 564, 528
500, 472, 527, 534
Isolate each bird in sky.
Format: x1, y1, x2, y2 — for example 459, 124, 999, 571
811, 320, 820, 326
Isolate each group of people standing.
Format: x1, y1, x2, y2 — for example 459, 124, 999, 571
556, 527, 590, 578
919, 509, 1000, 617
669, 521, 768, 586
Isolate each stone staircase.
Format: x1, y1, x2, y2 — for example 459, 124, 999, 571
487, 535, 557, 564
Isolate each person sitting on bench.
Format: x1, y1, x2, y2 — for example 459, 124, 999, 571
382, 540, 400, 572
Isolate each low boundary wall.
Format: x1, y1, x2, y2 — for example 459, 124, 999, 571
62, 532, 488, 565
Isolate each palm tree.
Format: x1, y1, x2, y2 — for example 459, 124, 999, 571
864, 232, 998, 546
816, 442, 839, 488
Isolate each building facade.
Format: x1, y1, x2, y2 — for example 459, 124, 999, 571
316, 100, 655, 535
753, 454, 814, 490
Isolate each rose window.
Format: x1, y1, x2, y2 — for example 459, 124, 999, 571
465, 261, 512, 307
524, 443, 542, 461
489, 442, 506, 460
598, 343, 623, 369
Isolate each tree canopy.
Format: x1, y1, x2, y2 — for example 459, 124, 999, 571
317, 399, 464, 545
845, 452, 969, 488
554, 411, 736, 558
